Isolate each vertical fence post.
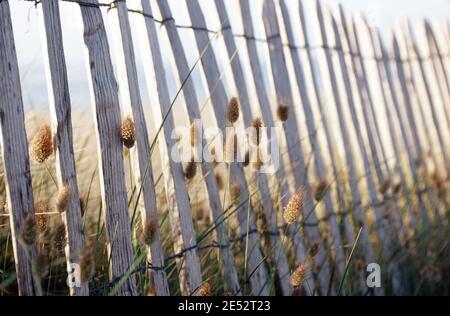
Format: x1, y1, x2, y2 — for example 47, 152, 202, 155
77, 0, 137, 296
37, 0, 88, 296
186, 0, 271, 297
214, 0, 292, 296
108, 1, 170, 296
0, 0, 37, 296
238, 0, 315, 294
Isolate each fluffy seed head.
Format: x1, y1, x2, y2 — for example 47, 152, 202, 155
142, 219, 158, 246
378, 179, 391, 194
251, 117, 263, 146
308, 242, 320, 258
313, 179, 327, 202
230, 180, 241, 205
189, 124, 196, 147
79, 246, 95, 282
21, 213, 37, 246
277, 103, 289, 122
35, 201, 49, 232
243, 151, 250, 167
227, 97, 240, 124
184, 158, 197, 180
252, 150, 262, 171
32, 251, 49, 278
52, 223, 67, 254
215, 172, 224, 190
196, 281, 213, 296
291, 262, 308, 287
31, 125, 53, 163
225, 133, 238, 162
284, 187, 305, 224
56, 184, 70, 213
120, 117, 135, 148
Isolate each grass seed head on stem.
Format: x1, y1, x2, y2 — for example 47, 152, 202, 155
21, 212, 37, 246
52, 223, 67, 254
56, 184, 70, 213
251, 117, 263, 146
120, 117, 135, 148
184, 158, 197, 180
32, 251, 49, 278
141, 218, 158, 246
79, 246, 95, 283
227, 97, 240, 124
230, 180, 241, 205
31, 125, 53, 164
283, 187, 305, 224
291, 262, 308, 287
276, 103, 289, 122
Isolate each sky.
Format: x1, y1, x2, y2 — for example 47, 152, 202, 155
7, 0, 450, 112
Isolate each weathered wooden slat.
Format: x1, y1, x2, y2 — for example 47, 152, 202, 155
178, 0, 269, 296
0, 0, 37, 296
109, 1, 170, 296
214, 0, 292, 296
77, 0, 137, 296
238, 0, 315, 294
37, 0, 88, 296
391, 33, 437, 230
423, 20, 450, 129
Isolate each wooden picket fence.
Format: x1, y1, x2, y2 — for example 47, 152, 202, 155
0, 0, 448, 296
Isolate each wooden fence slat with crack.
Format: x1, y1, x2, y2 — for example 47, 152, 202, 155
108, 1, 170, 296
0, 0, 37, 296
238, 0, 315, 295
214, 0, 292, 296
37, 0, 88, 296
77, 0, 137, 296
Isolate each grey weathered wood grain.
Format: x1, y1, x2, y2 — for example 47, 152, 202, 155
174, 0, 269, 296
423, 20, 450, 129
78, 0, 137, 296
239, 0, 315, 294
0, 0, 37, 296
109, 1, 169, 296
214, 0, 292, 296
37, 0, 88, 296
